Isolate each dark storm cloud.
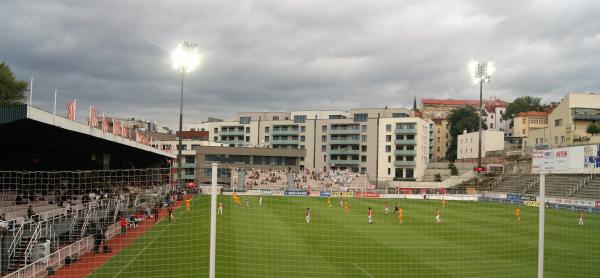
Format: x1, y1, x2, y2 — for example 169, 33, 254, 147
2, 0, 600, 128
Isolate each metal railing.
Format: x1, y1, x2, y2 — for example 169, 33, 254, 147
3, 235, 94, 278
23, 221, 42, 265
7, 224, 23, 267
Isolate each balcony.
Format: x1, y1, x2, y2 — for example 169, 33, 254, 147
271, 139, 299, 145
271, 129, 299, 135
180, 174, 196, 180
180, 162, 196, 168
220, 140, 245, 145
329, 149, 360, 155
395, 139, 416, 145
330, 127, 360, 134
394, 150, 415, 156
394, 160, 416, 167
329, 159, 360, 165
572, 113, 600, 121
395, 128, 417, 134
330, 138, 361, 144
220, 130, 245, 136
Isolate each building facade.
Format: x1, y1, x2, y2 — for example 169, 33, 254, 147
526, 93, 600, 150
457, 130, 505, 160
187, 107, 431, 182
513, 111, 548, 138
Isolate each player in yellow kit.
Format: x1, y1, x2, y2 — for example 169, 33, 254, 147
398, 207, 404, 224
343, 201, 349, 215
185, 197, 191, 212
515, 207, 521, 222
327, 196, 332, 208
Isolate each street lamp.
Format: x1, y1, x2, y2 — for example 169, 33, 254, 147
172, 42, 201, 189
469, 61, 495, 169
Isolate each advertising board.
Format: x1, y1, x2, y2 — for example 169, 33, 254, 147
332, 192, 354, 197
355, 192, 380, 198
284, 189, 308, 196
532, 144, 600, 174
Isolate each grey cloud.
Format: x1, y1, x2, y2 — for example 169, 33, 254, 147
1, 0, 600, 128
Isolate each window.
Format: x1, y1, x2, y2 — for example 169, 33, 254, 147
388, 156, 391, 163
214, 128, 218, 134
265, 127, 270, 133
360, 167, 367, 174
213, 136, 218, 141
323, 155, 327, 162
362, 125, 367, 132
561, 136, 565, 143
245, 136, 250, 142
245, 127, 250, 133
240, 117, 251, 124
361, 145, 367, 152
386, 135, 392, 142
386, 124, 392, 132
361, 156, 367, 162
353, 113, 368, 122
264, 136, 269, 142
388, 168, 391, 175
272, 116, 279, 121
321, 145, 327, 152
191, 144, 201, 150
522, 129, 526, 135
405, 168, 414, 178
490, 123, 494, 129
522, 118, 526, 124
555, 119, 562, 127
437, 147, 440, 152
294, 115, 306, 123
300, 126, 306, 132
176, 145, 187, 150
322, 135, 327, 142
361, 135, 367, 142
385, 145, 391, 152
185, 156, 195, 163
393, 113, 408, 118
300, 136, 305, 142
499, 118, 503, 123
322, 125, 327, 132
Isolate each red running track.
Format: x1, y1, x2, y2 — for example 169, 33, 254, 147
53, 201, 182, 278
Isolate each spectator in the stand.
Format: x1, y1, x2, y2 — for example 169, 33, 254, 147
27, 205, 34, 220
93, 223, 103, 254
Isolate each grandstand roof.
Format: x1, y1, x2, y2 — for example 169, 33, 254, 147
0, 105, 175, 170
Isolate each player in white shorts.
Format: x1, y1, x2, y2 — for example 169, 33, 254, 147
305, 208, 311, 224
218, 202, 223, 215
384, 202, 390, 215
368, 207, 373, 224
435, 208, 441, 224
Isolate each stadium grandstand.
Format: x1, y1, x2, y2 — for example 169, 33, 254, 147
0, 105, 177, 277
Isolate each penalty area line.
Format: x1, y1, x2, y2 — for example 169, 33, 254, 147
353, 263, 375, 278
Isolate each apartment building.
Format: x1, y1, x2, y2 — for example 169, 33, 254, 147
457, 130, 505, 160
526, 93, 600, 150
421, 98, 510, 161
187, 107, 430, 182
513, 111, 548, 138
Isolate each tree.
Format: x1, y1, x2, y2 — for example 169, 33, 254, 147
0, 62, 28, 106
434, 173, 442, 182
587, 124, 600, 135
445, 106, 486, 161
448, 162, 459, 176
504, 96, 543, 119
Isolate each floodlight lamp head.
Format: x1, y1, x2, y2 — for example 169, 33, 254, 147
172, 43, 201, 73
469, 60, 494, 84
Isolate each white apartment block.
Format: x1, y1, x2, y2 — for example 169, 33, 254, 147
457, 130, 505, 160
187, 108, 431, 181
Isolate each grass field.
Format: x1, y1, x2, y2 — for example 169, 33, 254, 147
90, 196, 600, 277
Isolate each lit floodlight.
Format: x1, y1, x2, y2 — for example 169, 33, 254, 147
172, 42, 201, 72
469, 60, 494, 84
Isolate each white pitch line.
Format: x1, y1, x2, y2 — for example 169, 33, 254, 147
353, 263, 375, 278
112, 225, 170, 278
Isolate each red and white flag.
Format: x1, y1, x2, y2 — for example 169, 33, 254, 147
113, 119, 121, 136
89, 107, 98, 127
102, 114, 109, 132
121, 124, 128, 138
66, 100, 76, 120
135, 131, 141, 142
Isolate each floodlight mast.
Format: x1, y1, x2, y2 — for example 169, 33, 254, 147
171, 42, 200, 192
469, 61, 494, 170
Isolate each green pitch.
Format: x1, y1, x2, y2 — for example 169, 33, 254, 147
90, 196, 599, 277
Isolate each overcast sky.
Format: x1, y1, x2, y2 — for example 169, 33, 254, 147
2, 0, 599, 128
